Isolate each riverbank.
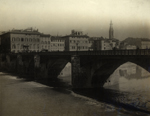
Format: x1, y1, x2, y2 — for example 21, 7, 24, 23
0, 72, 148, 116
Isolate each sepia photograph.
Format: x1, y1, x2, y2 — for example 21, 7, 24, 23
0, 0, 150, 116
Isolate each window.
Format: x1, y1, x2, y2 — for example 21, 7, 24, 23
21, 45, 23, 49
37, 44, 39, 49
30, 44, 32, 49
12, 37, 15, 41
17, 44, 19, 49
33, 44, 35, 49
72, 46, 75, 49
21, 38, 24, 42
12, 44, 15, 49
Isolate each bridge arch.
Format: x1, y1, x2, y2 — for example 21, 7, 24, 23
47, 58, 70, 79
91, 59, 150, 88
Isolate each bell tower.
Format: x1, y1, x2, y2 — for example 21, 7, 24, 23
109, 20, 114, 39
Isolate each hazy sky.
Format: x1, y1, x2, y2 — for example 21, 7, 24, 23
0, 0, 150, 40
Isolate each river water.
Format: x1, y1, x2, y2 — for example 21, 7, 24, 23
103, 62, 150, 112
0, 62, 150, 116
59, 62, 150, 114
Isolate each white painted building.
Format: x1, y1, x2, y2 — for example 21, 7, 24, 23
40, 34, 51, 52
141, 39, 150, 49
0, 28, 41, 53
126, 45, 137, 49
50, 36, 65, 51
63, 30, 89, 51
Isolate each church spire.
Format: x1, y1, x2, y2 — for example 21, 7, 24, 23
109, 20, 114, 39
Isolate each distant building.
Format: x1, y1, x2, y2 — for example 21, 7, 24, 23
0, 28, 41, 53
50, 36, 65, 51
88, 38, 94, 51
126, 45, 137, 49
120, 38, 150, 49
40, 34, 51, 52
63, 30, 89, 51
108, 38, 120, 49
90, 37, 103, 50
120, 41, 137, 50
91, 37, 120, 50
92, 37, 112, 50
141, 39, 150, 49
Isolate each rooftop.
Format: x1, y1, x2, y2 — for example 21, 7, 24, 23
141, 38, 150, 41
62, 34, 89, 38
51, 36, 65, 40
0, 28, 41, 35
40, 34, 51, 37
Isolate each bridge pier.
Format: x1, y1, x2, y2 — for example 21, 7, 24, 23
0, 54, 6, 71
34, 55, 41, 80
6, 55, 12, 72
17, 55, 24, 74
71, 55, 91, 88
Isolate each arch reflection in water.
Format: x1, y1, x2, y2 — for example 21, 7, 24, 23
103, 62, 150, 112
104, 62, 150, 92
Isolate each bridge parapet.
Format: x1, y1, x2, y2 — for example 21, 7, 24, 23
5, 49, 150, 56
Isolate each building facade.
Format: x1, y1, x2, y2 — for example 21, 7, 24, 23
40, 34, 51, 52
0, 28, 41, 53
63, 30, 89, 51
120, 38, 150, 49
50, 36, 65, 51
91, 37, 120, 50
141, 39, 150, 49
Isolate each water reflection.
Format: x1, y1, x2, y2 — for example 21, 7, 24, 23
104, 62, 150, 91
103, 62, 150, 112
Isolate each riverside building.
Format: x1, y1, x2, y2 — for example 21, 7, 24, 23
40, 34, 51, 51
63, 30, 89, 51
50, 36, 65, 51
0, 28, 41, 53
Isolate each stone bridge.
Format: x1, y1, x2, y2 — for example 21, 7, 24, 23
0, 49, 150, 88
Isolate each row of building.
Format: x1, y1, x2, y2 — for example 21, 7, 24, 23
0, 21, 150, 53
0, 25, 120, 53
119, 37, 150, 50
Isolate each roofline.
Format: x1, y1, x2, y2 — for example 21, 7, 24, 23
0, 31, 41, 36
62, 35, 89, 38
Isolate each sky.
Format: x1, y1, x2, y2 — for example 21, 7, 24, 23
0, 0, 150, 40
